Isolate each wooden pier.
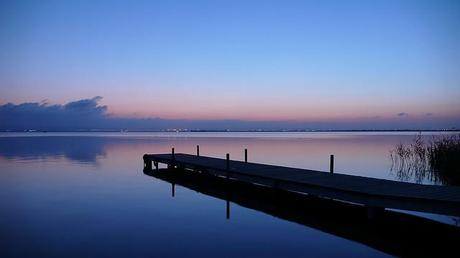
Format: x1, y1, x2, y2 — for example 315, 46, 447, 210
143, 150, 460, 217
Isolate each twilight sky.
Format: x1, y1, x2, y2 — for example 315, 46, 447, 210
1, 0, 459, 129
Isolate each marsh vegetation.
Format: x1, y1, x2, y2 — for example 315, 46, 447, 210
391, 134, 460, 186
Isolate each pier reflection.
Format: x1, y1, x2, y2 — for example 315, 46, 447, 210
145, 168, 459, 258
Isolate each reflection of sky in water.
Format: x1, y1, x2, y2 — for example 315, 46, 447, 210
0, 132, 457, 257
0, 136, 107, 164
0, 132, 451, 182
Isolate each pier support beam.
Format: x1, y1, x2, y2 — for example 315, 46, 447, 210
244, 148, 248, 163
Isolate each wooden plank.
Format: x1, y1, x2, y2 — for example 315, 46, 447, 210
143, 153, 460, 216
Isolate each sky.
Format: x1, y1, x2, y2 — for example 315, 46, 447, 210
0, 0, 459, 130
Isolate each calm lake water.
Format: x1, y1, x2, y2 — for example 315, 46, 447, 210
0, 132, 458, 257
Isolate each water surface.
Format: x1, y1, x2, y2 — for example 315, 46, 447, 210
0, 132, 458, 257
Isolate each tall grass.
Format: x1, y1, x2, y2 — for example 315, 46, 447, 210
390, 134, 460, 186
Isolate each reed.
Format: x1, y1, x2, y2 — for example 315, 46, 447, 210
390, 134, 460, 186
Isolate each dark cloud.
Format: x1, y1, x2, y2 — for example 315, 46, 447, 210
64, 96, 107, 114
0, 97, 109, 131
397, 112, 409, 117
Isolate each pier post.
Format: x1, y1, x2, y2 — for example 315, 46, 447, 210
244, 148, 248, 163
330, 155, 334, 174
197, 145, 200, 156
172, 183, 175, 197
171, 147, 176, 168
154, 161, 159, 170
226, 153, 230, 179
226, 153, 230, 170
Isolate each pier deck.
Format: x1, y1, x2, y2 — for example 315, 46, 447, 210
143, 153, 460, 216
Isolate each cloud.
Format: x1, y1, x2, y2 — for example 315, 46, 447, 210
397, 112, 409, 117
0, 97, 109, 131
63, 96, 107, 114
425, 113, 434, 116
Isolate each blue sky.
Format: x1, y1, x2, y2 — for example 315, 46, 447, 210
0, 0, 459, 129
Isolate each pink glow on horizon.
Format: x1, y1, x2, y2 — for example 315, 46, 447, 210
83, 86, 460, 121
105, 99, 460, 121
2, 94, 459, 122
